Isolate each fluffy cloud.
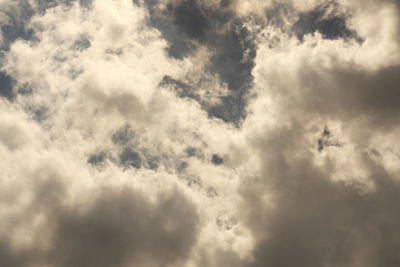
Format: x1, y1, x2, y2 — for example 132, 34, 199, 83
0, 0, 400, 266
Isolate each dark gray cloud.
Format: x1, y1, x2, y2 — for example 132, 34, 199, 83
239, 123, 400, 267
50, 188, 199, 267
1, 184, 199, 267
294, 64, 400, 129
196, 248, 246, 267
231, 2, 400, 264
0, 240, 32, 267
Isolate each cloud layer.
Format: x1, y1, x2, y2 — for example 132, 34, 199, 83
1, 0, 400, 266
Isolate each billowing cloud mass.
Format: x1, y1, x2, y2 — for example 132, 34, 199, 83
1, 0, 400, 266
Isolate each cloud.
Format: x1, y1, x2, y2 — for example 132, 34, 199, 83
233, 0, 400, 265
0, 0, 400, 266
49, 187, 199, 267
144, 0, 257, 123
238, 120, 400, 267
0, 173, 199, 267
293, 1, 362, 41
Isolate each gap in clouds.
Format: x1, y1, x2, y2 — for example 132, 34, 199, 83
142, 0, 257, 124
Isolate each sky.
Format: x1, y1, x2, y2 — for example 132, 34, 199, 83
0, 0, 400, 266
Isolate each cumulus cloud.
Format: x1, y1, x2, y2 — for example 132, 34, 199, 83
0, 0, 400, 266
49, 187, 199, 267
